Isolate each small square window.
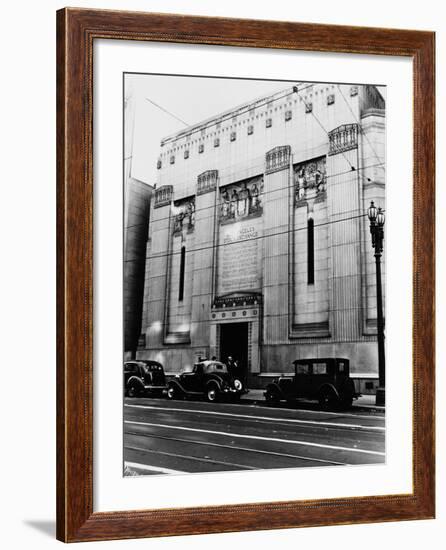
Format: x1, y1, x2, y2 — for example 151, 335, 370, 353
184, 150, 189, 159
350, 86, 359, 97
247, 125, 254, 135
230, 131, 236, 142
266, 118, 272, 128
285, 110, 292, 121
169, 156, 175, 165
214, 138, 220, 147
327, 94, 335, 105
156, 159, 162, 169
305, 102, 313, 114
198, 144, 204, 153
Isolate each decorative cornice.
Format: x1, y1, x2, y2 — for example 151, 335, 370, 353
154, 185, 173, 208
213, 294, 262, 309
197, 170, 218, 195
265, 145, 291, 174
328, 123, 358, 156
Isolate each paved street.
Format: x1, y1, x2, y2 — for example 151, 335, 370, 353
124, 397, 385, 475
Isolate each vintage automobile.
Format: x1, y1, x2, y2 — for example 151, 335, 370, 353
166, 360, 248, 402
264, 358, 359, 410
123, 360, 167, 397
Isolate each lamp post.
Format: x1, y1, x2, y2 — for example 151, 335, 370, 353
367, 201, 385, 406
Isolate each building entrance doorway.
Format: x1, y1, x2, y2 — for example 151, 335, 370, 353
219, 322, 249, 383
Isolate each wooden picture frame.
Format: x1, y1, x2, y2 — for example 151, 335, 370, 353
56, 7, 435, 542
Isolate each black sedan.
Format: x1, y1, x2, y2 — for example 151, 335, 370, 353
166, 360, 248, 402
124, 360, 167, 397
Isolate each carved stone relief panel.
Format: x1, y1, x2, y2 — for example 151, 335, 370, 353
172, 196, 195, 235
294, 156, 327, 205
219, 175, 263, 224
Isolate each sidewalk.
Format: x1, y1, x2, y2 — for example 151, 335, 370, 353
240, 389, 385, 412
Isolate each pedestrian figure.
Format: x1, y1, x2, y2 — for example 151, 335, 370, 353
226, 356, 236, 377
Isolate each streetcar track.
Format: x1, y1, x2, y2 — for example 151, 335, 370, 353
125, 420, 385, 456
125, 403, 385, 433
124, 398, 385, 421
125, 444, 257, 471
124, 429, 347, 466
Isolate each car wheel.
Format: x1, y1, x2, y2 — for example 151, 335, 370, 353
265, 387, 280, 405
318, 388, 338, 410
206, 386, 219, 402
127, 384, 140, 398
167, 385, 178, 400
339, 396, 353, 410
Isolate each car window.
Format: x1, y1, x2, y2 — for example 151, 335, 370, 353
295, 363, 311, 374
193, 364, 204, 374
125, 363, 137, 373
337, 361, 347, 373
312, 362, 328, 375
205, 362, 228, 373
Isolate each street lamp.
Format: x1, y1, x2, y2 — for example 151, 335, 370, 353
367, 201, 385, 406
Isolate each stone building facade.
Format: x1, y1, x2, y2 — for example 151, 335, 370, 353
136, 83, 385, 392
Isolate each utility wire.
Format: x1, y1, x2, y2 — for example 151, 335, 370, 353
336, 85, 384, 167
125, 161, 385, 231
124, 209, 384, 264
292, 85, 357, 174
159, 84, 313, 144
147, 85, 382, 226
145, 97, 190, 126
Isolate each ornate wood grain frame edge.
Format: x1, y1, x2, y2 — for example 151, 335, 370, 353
56, 7, 435, 543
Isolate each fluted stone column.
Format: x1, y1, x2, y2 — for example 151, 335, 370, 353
326, 124, 362, 342
140, 185, 173, 349
190, 170, 219, 354
262, 146, 292, 347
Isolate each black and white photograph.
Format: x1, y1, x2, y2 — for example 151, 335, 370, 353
2, 0, 441, 546
123, 74, 386, 477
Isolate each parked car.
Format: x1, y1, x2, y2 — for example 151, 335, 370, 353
264, 358, 359, 410
124, 360, 167, 397
166, 360, 248, 402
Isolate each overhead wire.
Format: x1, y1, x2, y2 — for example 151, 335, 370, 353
125, 160, 385, 231
336, 84, 384, 168
144, 97, 190, 126
124, 209, 385, 263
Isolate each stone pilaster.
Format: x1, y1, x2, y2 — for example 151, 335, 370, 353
326, 124, 363, 342
140, 185, 173, 349
262, 146, 291, 345
360, 109, 386, 333
190, 170, 219, 353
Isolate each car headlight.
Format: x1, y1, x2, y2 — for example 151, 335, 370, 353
233, 379, 242, 391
